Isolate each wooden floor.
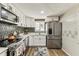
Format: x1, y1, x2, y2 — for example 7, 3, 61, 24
26, 47, 68, 56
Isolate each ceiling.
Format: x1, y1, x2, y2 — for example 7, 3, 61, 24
12, 3, 78, 18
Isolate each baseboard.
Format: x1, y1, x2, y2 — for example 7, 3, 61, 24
62, 48, 71, 56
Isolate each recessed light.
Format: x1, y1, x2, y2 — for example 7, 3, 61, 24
41, 10, 44, 14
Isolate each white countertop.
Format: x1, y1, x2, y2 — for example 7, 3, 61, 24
27, 33, 46, 36
0, 47, 8, 54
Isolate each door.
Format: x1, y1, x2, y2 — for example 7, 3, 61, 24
48, 22, 54, 35
39, 36, 46, 46
47, 39, 62, 49
54, 22, 62, 36
29, 36, 34, 46
33, 36, 39, 46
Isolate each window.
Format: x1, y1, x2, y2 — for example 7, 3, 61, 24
35, 21, 45, 32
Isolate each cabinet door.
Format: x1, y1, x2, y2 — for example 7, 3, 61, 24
47, 39, 62, 49
33, 36, 39, 46
29, 36, 34, 46
26, 17, 31, 27
17, 14, 25, 27
33, 35, 46, 46
30, 19, 35, 27
25, 37, 29, 47
39, 36, 46, 46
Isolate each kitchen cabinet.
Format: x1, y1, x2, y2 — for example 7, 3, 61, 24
25, 36, 29, 47
29, 36, 34, 46
35, 21, 45, 32
11, 5, 35, 27
33, 36, 39, 46
45, 16, 59, 22
17, 13, 26, 27
4, 3, 26, 27
34, 35, 46, 46
3, 3, 35, 27
15, 44, 22, 56
25, 16, 35, 27
15, 12, 35, 27
22, 40, 26, 52
25, 36, 29, 51
29, 35, 46, 46
39, 36, 46, 46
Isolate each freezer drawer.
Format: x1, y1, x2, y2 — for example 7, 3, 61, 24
47, 39, 62, 49
47, 35, 62, 40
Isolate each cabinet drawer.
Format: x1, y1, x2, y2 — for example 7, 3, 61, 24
47, 39, 62, 49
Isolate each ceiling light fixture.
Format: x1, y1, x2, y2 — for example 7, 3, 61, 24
41, 10, 44, 14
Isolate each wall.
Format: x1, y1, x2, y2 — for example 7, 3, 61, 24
60, 4, 79, 56
0, 23, 17, 37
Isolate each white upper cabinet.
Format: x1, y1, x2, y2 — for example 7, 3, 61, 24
16, 12, 35, 27
35, 21, 45, 32
45, 16, 59, 22
25, 16, 35, 27
7, 4, 35, 27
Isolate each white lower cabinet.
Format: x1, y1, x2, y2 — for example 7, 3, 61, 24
39, 36, 46, 46
29, 35, 46, 46
33, 36, 39, 46
29, 36, 34, 46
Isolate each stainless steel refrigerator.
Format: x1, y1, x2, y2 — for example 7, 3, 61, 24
46, 21, 62, 49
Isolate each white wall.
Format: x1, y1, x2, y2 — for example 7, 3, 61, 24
60, 4, 79, 56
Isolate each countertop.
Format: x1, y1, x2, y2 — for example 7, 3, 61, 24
0, 47, 8, 54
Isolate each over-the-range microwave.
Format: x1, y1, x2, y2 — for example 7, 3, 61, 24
0, 4, 18, 22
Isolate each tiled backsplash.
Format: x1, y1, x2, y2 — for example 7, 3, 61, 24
25, 27, 35, 32
0, 22, 35, 38
0, 23, 17, 36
